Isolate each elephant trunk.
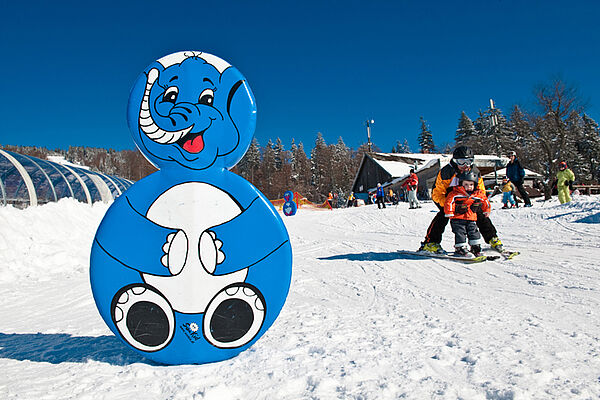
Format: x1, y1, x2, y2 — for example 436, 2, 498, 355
138, 68, 192, 144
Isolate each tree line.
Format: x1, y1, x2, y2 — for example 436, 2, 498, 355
234, 134, 366, 202
3, 78, 599, 202
416, 79, 600, 196
0, 134, 367, 203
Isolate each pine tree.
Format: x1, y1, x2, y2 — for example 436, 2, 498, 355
418, 117, 435, 153
290, 141, 311, 195
310, 132, 331, 201
455, 111, 475, 148
260, 139, 276, 197
392, 139, 411, 153
472, 103, 514, 156
273, 138, 285, 170
330, 137, 353, 201
238, 138, 261, 184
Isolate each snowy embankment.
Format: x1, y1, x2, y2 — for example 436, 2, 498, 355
1, 195, 599, 399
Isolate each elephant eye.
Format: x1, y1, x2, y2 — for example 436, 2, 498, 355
198, 88, 214, 106
162, 86, 178, 103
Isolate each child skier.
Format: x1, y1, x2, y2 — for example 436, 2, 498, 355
444, 171, 491, 257
501, 177, 516, 209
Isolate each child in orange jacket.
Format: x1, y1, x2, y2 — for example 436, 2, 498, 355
444, 171, 491, 257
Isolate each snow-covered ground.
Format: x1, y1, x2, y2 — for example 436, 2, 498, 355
1, 194, 599, 399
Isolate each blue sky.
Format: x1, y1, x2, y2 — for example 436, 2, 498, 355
1, 0, 599, 154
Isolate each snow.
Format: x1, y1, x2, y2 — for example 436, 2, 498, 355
1, 195, 600, 399
482, 167, 543, 179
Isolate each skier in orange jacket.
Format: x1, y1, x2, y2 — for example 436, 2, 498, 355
419, 145, 503, 254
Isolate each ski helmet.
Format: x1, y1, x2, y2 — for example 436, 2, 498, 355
508, 151, 517, 158
559, 161, 567, 170
453, 146, 474, 160
458, 171, 479, 184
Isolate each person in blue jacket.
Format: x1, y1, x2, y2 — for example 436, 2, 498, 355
376, 183, 386, 209
505, 151, 532, 207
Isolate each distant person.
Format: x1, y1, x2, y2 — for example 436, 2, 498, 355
376, 183, 386, 209
347, 192, 356, 207
444, 171, 490, 257
557, 161, 575, 204
501, 177, 516, 209
419, 146, 504, 254
506, 151, 532, 207
327, 192, 334, 209
402, 168, 421, 209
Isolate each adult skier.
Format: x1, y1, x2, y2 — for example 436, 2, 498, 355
506, 151, 532, 207
557, 161, 576, 204
402, 168, 421, 209
444, 171, 491, 257
418, 145, 504, 254
376, 183, 386, 209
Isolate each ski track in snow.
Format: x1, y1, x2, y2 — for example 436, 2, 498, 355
1, 196, 600, 399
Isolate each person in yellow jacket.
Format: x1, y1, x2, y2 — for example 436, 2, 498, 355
557, 161, 576, 204
419, 145, 504, 254
501, 177, 516, 209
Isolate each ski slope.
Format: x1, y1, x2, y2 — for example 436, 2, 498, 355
0, 195, 599, 399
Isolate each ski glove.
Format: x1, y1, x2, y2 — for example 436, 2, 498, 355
455, 202, 468, 215
470, 201, 482, 213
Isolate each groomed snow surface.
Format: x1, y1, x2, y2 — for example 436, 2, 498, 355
1, 195, 599, 399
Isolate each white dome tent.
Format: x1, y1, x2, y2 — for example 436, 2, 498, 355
0, 149, 133, 208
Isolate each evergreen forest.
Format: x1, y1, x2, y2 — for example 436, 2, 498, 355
3, 79, 599, 202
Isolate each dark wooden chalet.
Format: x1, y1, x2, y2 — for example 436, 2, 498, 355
351, 152, 508, 201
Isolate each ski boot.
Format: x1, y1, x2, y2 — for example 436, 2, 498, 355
502, 203, 509, 209
418, 242, 446, 254
454, 246, 473, 258
489, 236, 504, 252
470, 244, 482, 257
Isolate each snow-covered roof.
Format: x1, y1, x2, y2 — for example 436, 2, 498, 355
358, 152, 510, 193
371, 153, 507, 179
482, 167, 543, 179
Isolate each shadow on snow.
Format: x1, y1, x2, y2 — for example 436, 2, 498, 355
575, 212, 600, 224
0, 332, 155, 365
318, 251, 418, 262
546, 211, 600, 224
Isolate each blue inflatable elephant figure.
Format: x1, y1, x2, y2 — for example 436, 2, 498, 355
282, 191, 297, 216
90, 51, 293, 365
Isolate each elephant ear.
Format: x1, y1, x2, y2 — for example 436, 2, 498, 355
220, 69, 257, 170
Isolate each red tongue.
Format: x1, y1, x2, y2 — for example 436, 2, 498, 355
182, 135, 204, 153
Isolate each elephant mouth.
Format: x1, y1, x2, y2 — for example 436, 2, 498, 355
176, 129, 205, 153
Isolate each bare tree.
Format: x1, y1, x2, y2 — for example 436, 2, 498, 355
527, 79, 585, 198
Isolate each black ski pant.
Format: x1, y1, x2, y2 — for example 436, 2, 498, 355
513, 180, 531, 206
424, 203, 497, 244
376, 196, 386, 209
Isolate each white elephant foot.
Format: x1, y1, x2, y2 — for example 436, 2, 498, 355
112, 284, 175, 352
203, 283, 265, 348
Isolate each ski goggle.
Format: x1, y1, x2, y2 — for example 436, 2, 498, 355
454, 158, 474, 167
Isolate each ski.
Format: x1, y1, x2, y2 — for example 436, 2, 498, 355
397, 250, 500, 263
488, 248, 520, 259
499, 250, 520, 259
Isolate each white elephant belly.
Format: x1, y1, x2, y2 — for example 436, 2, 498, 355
143, 182, 247, 313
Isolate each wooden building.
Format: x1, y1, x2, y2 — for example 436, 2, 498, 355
351, 152, 509, 201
